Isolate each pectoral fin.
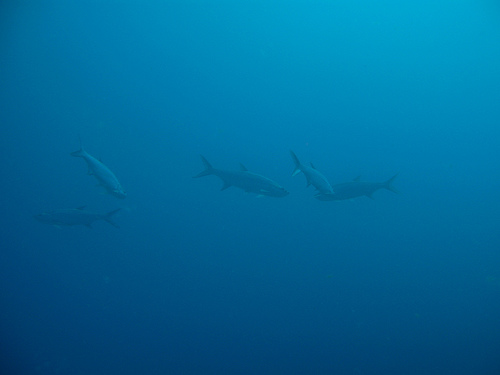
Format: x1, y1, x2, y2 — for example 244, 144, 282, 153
220, 182, 231, 191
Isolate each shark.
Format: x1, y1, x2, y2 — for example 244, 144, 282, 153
71, 140, 126, 199
193, 155, 289, 197
35, 207, 121, 228
290, 150, 334, 196
315, 174, 399, 201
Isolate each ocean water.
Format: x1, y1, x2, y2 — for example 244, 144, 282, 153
1, 1, 500, 374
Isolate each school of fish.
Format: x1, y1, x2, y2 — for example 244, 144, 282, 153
35, 143, 398, 228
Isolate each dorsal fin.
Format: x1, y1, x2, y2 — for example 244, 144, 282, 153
239, 163, 248, 171
310, 162, 316, 169
353, 176, 361, 182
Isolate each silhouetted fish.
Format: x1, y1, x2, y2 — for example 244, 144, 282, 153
290, 150, 334, 195
315, 174, 398, 201
71, 139, 126, 199
194, 155, 289, 197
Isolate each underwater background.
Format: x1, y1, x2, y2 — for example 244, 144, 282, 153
1, 1, 500, 374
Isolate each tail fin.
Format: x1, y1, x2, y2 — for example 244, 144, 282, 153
103, 208, 121, 228
384, 173, 399, 193
193, 155, 215, 178
70, 135, 85, 157
290, 150, 302, 176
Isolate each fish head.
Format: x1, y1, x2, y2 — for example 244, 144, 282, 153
314, 192, 337, 201
112, 188, 127, 199
273, 186, 290, 197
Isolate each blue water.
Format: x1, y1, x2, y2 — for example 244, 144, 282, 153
1, 1, 500, 374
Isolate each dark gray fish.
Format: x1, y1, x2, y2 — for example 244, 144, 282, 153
316, 174, 398, 201
71, 140, 126, 199
290, 151, 334, 195
193, 155, 289, 197
35, 206, 121, 228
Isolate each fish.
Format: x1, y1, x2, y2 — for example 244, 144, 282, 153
34, 206, 121, 228
71, 140, 126, 199
315, 174, 399, 201
290, 150, 334, 195
193, 155, 289, 197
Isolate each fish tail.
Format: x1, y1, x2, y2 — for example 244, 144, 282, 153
384, 173, 399, 193
103, 208, 121, 228
70, 149, 84, 157
193, 155, 215, 178
70, 135, 85, 157
290, 150, 302, 176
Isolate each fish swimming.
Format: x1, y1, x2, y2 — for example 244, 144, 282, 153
35, 206, 121, 228
290, 150, 334, 195
71, 141, 126, 199
193, 155, 289, 197
315, 174, 399, 201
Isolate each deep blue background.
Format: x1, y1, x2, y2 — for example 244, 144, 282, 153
1, 1, 500, 374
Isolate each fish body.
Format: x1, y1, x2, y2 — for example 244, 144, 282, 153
289, 150, 334, 195
194, 156, 289, 197
35, 207, 121, 228
315, 174, 398, 201
71, 144, 126, 199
